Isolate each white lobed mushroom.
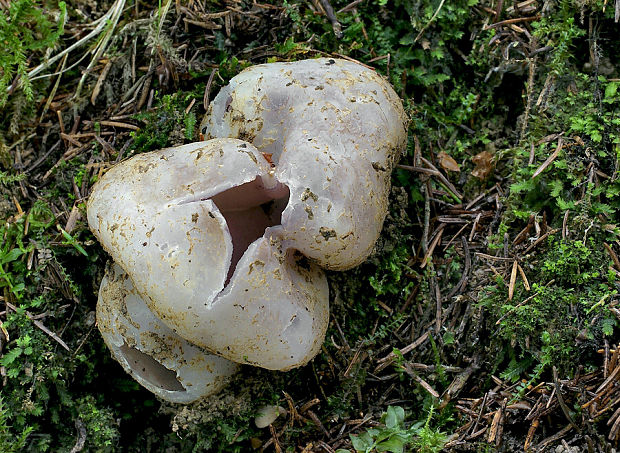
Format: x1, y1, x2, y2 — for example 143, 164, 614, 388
88, 57, 408, 402
97, 263, 239, 403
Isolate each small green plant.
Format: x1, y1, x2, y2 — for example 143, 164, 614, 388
348, 406, 420, 453
500, 353, 546, 402
58, 226, 89, 257
343, 405, 447, 453
411, 406, 449, 453
0, 170, 26, 185
369, 243, 414, 297
0, 397, 33, 453
75, 396, 119, 451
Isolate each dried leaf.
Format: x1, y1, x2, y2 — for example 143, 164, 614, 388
508, 260, 518, 301
438, 151, 460, 172
517, 263, 530, 291
471, 150, 494, 179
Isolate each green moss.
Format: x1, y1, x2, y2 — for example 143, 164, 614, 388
0, 0, 66, 108
131, 92, 198, 153
480, 236, 618, 377
75, 396, 120, 452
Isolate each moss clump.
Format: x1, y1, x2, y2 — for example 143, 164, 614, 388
480, 234, 617, 377
131, 92, 200, 154
0, 0, 66, 109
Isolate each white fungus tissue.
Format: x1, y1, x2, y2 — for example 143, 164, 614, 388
88, 58, 408, 403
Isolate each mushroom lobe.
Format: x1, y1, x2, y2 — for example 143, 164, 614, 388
87, 138, 329, 370
96, 263, 239, 404
203, 58, 409, 270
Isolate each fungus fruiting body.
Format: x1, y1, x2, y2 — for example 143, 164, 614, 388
88, 58, 408, 403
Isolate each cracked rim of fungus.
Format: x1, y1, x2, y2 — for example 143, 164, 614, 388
97, 263, 239, 403
88, 138, 330, 370
202, 57, 408, 270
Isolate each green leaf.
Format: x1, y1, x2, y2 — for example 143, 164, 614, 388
1, 248, 24, 265
590, 130, 602, 142
399, 34, 414, 45
376, 435, 406, 453
549, 180, 563, 198
184, 112, 196, 140
605, 82, 618, 99
16, 334, 31, 347
351, 432, 374, 452
556, 197, 576, 211
384, 406, 404, 429
0, 347, 22, 366
443, 330, 455, 345
601, 318, 615, 336
59, 228, 89, 257
11, 283, 25, 294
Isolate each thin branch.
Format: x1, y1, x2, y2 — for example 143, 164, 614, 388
5, 301, 71, 352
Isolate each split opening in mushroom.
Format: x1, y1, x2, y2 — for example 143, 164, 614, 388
119, 343, 185, 392
210, 176, 290, 285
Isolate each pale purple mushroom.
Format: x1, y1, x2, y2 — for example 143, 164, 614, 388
87, 58, 407, 402
203, 58, 408, 270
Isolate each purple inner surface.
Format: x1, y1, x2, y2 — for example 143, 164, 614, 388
210, 176, 290, 285
120, 343, 185, 392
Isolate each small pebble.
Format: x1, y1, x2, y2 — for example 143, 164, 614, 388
254, 405, 286, 428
